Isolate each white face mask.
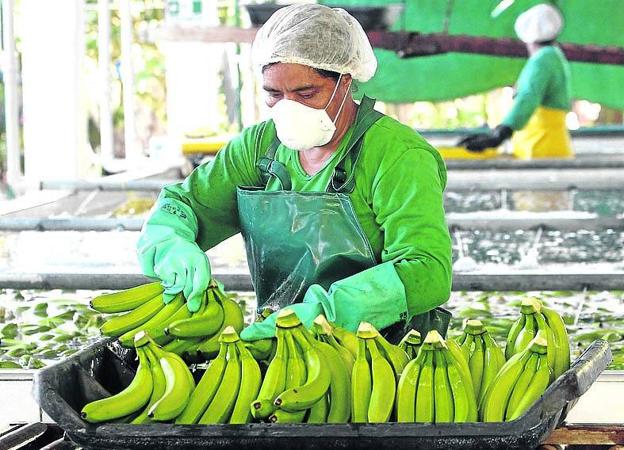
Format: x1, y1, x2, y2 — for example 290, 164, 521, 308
270, 74, 350, 151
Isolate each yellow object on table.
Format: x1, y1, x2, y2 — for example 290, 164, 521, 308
438, 146, 500, 160
181, 134, 233, 156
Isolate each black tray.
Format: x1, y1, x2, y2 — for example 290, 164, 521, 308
33, 339, 611, 450
244, 3, 403, 31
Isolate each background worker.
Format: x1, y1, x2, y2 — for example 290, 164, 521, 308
459, 3, 573, 160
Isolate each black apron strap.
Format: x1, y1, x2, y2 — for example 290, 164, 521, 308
257, 96, 383, 193
256, 125, 292, 191
328, 96, 384, 194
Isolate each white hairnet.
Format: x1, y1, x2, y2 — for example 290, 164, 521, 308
251, 4, 377, 82
515, 3, 564, 44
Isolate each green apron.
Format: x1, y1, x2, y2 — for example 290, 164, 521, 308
237, 96, 450, 341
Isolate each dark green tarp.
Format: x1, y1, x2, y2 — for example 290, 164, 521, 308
322, 0, 624, 108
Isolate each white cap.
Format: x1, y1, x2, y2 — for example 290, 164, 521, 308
515, 3, 564, 44
251, 3, 377, 82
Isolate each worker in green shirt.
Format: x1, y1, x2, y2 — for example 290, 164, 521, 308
136, 4, 452, 342
459, 3, 573, 159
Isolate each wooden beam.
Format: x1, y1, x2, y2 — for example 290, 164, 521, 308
153, 26, 624, 65
543, 425, 624, 445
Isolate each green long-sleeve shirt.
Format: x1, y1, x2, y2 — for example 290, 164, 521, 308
156, 114, 452, 319
502, 45, 571, 130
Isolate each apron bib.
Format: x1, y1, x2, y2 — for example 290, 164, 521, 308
237, 96, 450, 340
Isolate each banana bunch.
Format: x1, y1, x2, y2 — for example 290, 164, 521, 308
481, 333, 552, 422
506, 297, 570, 379
80, 331, 195, 424
251, 309, 351, 424
456, 319, 506, 406
396, 330, 478, 423
351, 322, 397, 423
398, 329, 422, 360
175, 326, 262, 424
91, 281, 245, 360
312, 315, 355, 373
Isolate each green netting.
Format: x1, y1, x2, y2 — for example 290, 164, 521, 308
321, 0, 624, 108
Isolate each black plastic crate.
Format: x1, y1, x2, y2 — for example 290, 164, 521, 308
33, 339, 611, 450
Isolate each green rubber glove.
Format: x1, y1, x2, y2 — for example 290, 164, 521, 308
136, 198, 211, 312
240, 261, 408, 341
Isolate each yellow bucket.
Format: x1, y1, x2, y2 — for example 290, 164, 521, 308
181, 135, 231, 156
438, 146, 500, 160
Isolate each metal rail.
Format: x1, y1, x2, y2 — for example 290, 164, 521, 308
2, 271, 624, 291
446, 168, 624, 191
0, 215, 622, 232
444, 155, 624, 171
37, 168, 624, 192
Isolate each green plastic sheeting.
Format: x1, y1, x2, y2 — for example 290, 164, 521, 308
322, 0, 624, 108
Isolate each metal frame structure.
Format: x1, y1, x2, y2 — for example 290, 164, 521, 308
0, 215, 621, 232
1, 271, 623, 291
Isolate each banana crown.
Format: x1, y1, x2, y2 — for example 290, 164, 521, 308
356, 322, 380, 339
312, 314, 334, 336
520, 297, 542, 315
276, 308, 302, 329
423, 330, 446, 347
219, 326, 241, 343
464, 319, 485, 335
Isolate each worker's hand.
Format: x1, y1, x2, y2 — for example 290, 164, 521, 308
136, 200, 211, 313
457, 125, 513, 152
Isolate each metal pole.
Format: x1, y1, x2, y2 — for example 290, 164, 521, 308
119, 0, 138, 162
1, 271, 624, 291
2, 0, 21, 186
98, 0, 114, 163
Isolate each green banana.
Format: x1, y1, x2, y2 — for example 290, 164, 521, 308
81, 347, 153, 423
331, 325, 359, 357
275, 329, 307, 423
479, 332, 506, 407
162, 337, 202, 356
316, 340, 351, 423
533, 312, 557, 380
251, 327, 287, 420
307, 393, 329, 423
100, 294, 165, 337
229, 341, 263, 424
269, 409, 306, 424
199, 338, 241, 424
507, 353, 551, 420
148, 302, 193, 346
175, 343, 228, 424
313, 315, 354, 373
196, 296, 245, 358
90, 282, 163, 313
119, 293, 184, 347
147, 346, 195, 421
541, 305, 571, 378
396, 348, 425, 422
446, 338, 475, 397
505, 314, 526, 359
468, 334, 485, 400
274, 326, 331, 412
167, 291, 225, 338
444, 348, 478, 422
374, 333, 409, 379
458, 333, 474, 363
481, 347, 534, 422
433, 349, 454, 423
351, 337, 372, 423
414, 350, 434, 423
505, 352, 539, 420
366, 338, 395, 423
131, 347, 167, 424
